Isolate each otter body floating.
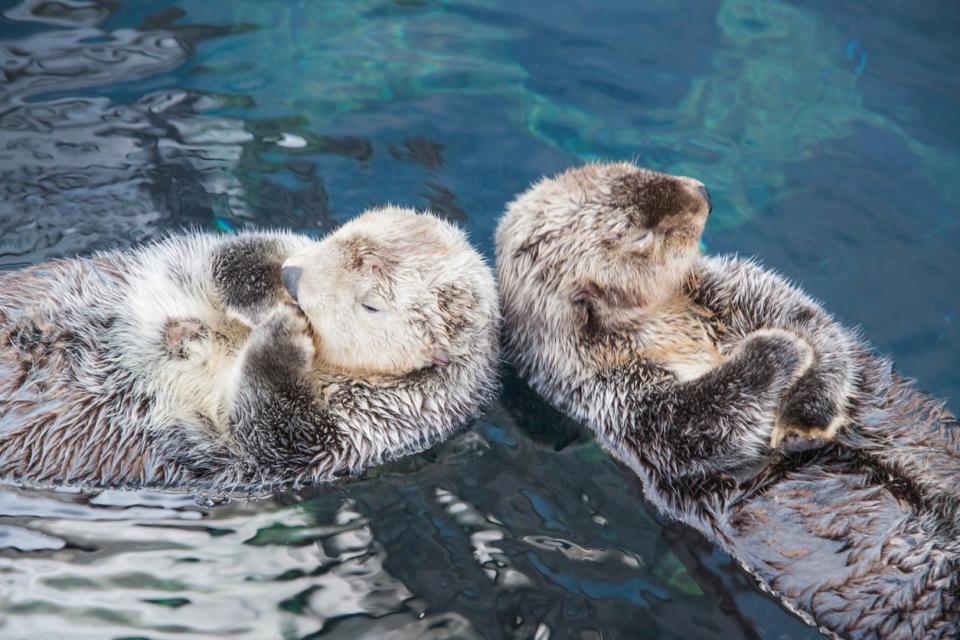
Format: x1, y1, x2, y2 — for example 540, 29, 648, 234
495, 163, 960, 638
0, 207, 500, 491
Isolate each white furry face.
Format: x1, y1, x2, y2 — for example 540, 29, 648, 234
497, 163, 711, 339
283, 207, 496, 377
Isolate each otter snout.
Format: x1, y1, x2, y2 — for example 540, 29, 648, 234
675, 176, 712, 217
695, 184, 712, 216
281, 265, 303, 302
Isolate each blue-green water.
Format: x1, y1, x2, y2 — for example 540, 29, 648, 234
0, 0, 957, 638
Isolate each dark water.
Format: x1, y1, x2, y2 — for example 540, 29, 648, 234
1, 0, 958, 637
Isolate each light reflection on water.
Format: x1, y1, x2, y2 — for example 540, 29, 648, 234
0, 419, 807, 639
0, 0, 957, 637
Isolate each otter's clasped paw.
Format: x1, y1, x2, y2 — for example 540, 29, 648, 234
770, 413, 845, 448
257, 305, 315, 363
771, 373, 846, 447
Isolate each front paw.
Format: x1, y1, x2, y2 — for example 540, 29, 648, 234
739, 329, 814, 390
770, 373, 844, 447
772, 431, 834, 454
254, 305, 315, 364
213, 238, 287, 327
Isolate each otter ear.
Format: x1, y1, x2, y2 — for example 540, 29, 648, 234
431, 350, 451, 367
435, 282, 476, 333
357, 253, 386, 274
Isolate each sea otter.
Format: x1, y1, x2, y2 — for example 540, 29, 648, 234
495, 162, 960, 638
0, 207, 499, 490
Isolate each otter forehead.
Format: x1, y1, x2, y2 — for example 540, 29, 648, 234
328, 207, 471, 276
610, 170, 699, 229
501, 163, 702, 239
334, 207, 458, 248
338, 235, 386, 270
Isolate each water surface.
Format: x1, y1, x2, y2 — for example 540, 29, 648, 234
1, 0, 958, 638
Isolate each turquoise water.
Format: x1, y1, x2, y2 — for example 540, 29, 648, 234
0, 0, 958, 637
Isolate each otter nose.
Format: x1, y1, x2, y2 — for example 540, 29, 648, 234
281, 266, 303, 303
695, 185, 713, 216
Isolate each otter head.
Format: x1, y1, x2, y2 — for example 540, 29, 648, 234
281, 206, 498, 378
496, 163, 711, 377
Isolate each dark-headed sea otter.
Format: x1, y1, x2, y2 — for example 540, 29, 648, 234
0, 207, 499, 491
495, 162, 959, 639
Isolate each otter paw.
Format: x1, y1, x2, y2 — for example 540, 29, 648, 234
770, 410, 845, 448
259, 305, 315, 362
770, 374, 845, 447
747, 330, 814, 371
771, 430, 833, 454
780, 374, 838, 423
163, 319, 209, 359
739, 329, 814, 390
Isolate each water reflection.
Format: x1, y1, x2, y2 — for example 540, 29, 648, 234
0, 404, 815, 638
0, 485, 470, 638
0, 0, 335, 269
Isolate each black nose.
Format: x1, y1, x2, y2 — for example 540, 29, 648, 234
696, 185, 713, 215
281, 266, 303, 302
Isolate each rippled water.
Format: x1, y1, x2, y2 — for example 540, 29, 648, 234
0, 0, 957, 638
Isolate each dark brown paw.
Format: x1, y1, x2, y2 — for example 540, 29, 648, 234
780, 374, 839, 430
163, 318, 209, 359
249, 306, 315, 366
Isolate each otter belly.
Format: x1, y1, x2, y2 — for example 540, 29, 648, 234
149, 323, 248, 431
724, 459, 960, 638
117, 239, 251, 434
125, 312, 250, 436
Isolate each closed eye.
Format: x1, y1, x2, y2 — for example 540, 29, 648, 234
361, 303, 381, 313
631, 230, 653, 250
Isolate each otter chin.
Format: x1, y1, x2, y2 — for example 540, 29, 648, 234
0, 206, 500, 490
496, 162, 960, 639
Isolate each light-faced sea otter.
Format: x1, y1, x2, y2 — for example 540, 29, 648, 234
495, 162, 960, 639
0, 207, 499, 491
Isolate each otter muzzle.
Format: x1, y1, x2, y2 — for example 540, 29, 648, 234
695, 185, 713, 216
281, 266, 303, 303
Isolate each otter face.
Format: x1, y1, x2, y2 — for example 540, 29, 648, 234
281, 206, 497, 377
496, 163, 711, 338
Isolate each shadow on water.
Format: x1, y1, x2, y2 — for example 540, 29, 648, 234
0, 0, 957, 637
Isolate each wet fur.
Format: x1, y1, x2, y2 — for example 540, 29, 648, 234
496, 163, 960, 638
0, 213, 499, 490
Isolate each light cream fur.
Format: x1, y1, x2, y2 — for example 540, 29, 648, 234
283, 208, 485, 377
